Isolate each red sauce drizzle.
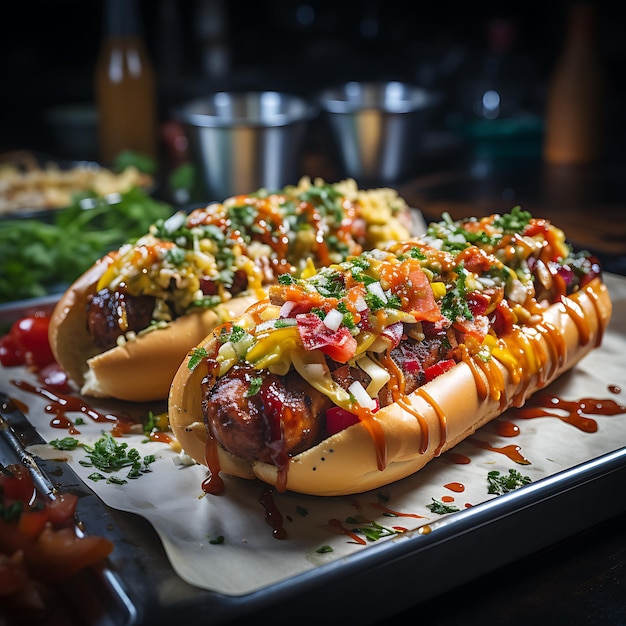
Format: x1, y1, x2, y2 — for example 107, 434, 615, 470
370, 503, 426, 519
585, 285, 606, 347
201, 435, 225, 495
609, 385, 621, 394
441, 495, 455, 503
493, 420, 520, 437
326, 519, 367, 545
259, 489, 287, 540
416, 387, 447, 456
469, 438, 531, 464
11, 379, 118, 432
444, 481, 465, 493
559, 295, 590, 346
512, 393, 626, 433
396, 395, 429, 455
446, 452, 471, 465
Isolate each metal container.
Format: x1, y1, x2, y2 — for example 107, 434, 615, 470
176, 91, 317, 200
318, 81, 437, 184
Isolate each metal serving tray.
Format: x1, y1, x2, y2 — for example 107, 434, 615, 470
2, 274, 626, 625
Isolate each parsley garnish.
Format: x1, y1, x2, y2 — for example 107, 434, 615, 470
316, 545, 334, 553
493, 206, 532, 234
487, 469, 532, 495
188, 347, 209, 370
79, 433, 155, 481
246, 376, 264, 397
345, 516, 400, 541
49, 437, 81, 450
426, 499, 460, 515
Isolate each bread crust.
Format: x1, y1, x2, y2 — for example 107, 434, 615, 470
48, 255, 259, 403
168, 278, 612, 496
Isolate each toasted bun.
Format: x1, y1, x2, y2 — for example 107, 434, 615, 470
169, 278, 612, 496
49, 256, 260, 403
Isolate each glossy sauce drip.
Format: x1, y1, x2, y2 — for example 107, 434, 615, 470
463, 352, 488, 401
446, 452, 471, 465
441, 495, 455, 503
584, 285, 606, 347
416, 387, 447, 456
11, 379, 118, 431
469, 438, 531, 464
493, 420, 520, 437
534, 321, 564, 381
371, 503, 426, 519
326, 519, 367, 545
354, 405, 387, 471
396, 395, 429, 455
559, 295, 590, 345
444, 482, 465, 493
473, 356, 503, 405
202, 435, 225, 495
609, 385, 621, 394
512, 393, 626, 433
259, 489, 287, 540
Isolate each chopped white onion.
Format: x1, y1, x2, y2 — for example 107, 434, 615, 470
348, 380, 377, 410
303, 363, 327, 379
355, 296, 368, 312
280, 300, 296, 318
323, 308, 344, 331
367, 281, 388, 303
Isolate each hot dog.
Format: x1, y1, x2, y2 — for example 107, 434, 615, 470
49, 178, 414, 402
168, 207, 612, 496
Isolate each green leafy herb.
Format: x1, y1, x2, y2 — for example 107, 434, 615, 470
0, 186, 172, 303
316, 545, 334, 553
246, 376, 264, 397
345, 517, 400, 541
426, 498, 460, 515
487, 469, 532, 495
493, 206, 532, 234
79, 433, 155, 481
49, 437, 81, 451
187, 347, 209, 370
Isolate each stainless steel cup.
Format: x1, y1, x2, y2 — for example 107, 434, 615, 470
318, 81, 436, 184
176, 91, 317, 200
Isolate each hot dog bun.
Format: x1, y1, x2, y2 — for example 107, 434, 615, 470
169, 278, 611, 496
49, 253, 258, 403
48, 178, 417, 403
169, 208, 613, 496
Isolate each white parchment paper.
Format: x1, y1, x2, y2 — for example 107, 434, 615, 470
2, 274, 625, 596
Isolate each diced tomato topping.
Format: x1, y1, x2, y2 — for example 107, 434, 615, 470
466, 291, 490, 317
326, 406, 361, 436
423, 359, 456, 383
296, 313, 357, 363
326, 399, 379, 436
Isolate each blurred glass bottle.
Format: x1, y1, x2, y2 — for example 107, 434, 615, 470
95, 0, 158, 164
543, 2, 606, 164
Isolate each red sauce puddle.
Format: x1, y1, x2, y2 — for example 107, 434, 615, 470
510, 393, 626, 433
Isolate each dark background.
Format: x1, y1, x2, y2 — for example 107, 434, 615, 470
1, 0, 624, 166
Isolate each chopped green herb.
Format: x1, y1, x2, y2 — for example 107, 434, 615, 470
80, 433, 155, 482
246, 376, 264, 397
487, 469, 532, 495
49, 437, 81, 451
188, 347, 209, 370
493, 206, 532, 234
316, 545, 334, 553
426, 498, 460, 515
